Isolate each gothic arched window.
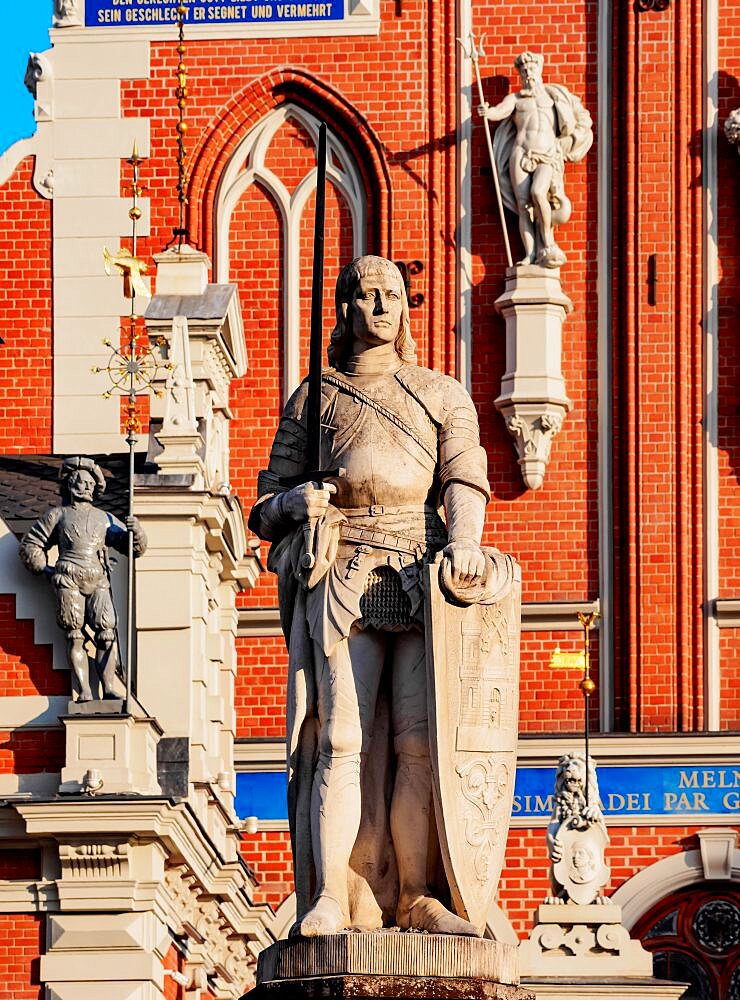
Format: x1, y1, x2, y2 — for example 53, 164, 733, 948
215, 105, 367, 402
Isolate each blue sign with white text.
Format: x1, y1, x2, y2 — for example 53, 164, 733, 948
86, 0, 342, 28
235, 765, 740, 822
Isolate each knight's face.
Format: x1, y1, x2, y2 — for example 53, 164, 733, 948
348, 271, 403, 347
68, 470, 95, 503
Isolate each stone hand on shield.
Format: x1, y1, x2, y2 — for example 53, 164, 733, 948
250, 255, 516, 940
478, 51, 593, 269
19, 457, 147, 703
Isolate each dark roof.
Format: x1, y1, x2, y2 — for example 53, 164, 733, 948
145, 284, 236, 321
0, 455, 141, 537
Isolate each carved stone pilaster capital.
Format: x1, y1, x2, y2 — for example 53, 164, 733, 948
58, 840, 130, 881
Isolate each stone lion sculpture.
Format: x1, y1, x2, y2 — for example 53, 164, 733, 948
545, 751, 610, 905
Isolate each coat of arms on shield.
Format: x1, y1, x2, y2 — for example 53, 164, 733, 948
425, 549, 521, 934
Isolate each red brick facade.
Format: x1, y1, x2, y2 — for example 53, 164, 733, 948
0, 915, 44, 1000
0, 0, 738, 987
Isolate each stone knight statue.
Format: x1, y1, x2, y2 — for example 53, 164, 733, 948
250, 256, 517, 939
19, 457, 147, 703
479, 51, 593, 268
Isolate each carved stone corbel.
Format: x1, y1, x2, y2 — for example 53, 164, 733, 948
494, 265, 572, 490
23, 52, 55, 200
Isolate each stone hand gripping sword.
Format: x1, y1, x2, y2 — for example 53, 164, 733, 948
280, 122, 344, 575
458, 33, 513, 268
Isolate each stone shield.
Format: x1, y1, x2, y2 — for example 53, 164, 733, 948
424, 554, 521, 934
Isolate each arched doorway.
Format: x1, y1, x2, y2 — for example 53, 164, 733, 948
632, 883, 740, 999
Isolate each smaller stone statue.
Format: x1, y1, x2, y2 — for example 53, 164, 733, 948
545, 751, 609, 905
479, 52, 593, 268
53, 0, 84, 28
19, 457, 147, 703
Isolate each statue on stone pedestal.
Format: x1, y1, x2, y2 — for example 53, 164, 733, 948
478, 52, 593, 268
19, 457, 147, 703
545, 751, 609, 905
250, 256, 518, 939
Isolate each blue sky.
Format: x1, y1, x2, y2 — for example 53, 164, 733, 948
1, 5, 53, 156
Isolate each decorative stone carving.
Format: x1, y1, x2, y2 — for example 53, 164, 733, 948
426, 555, 520, 932
23, 53, 51, 100
258, 933, 520, 985
494, 267, 572, 490
519, 753, 657, 983
698, 827, 739, 880
163, 864, 201, 935
249, 256, 521, 942
475, 52, 591, 492
53, 0, 84, 27
545, 752, 609, 905
58, 841, 129, 880
520, 904, 653, 975
23, 52, 54, 199
59, 713, 162, 795
18, 457, 147, 704
153, 314, 205, 478
725, 108, 740, 151
145, 244, 245, 493
479, 51, 593, 269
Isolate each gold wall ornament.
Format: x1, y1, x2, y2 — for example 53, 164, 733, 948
548, 647, 586, 670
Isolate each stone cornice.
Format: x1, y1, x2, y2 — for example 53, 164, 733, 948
11, 798, 276, 954
134, 487, 259, 587
237, 599, 601, 637
235, 732, 740, 770
715, 598, 740, 627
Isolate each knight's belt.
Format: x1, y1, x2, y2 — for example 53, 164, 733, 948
338, 504, 439, 555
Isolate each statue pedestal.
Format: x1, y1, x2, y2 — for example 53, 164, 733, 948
246, 933, 532, 1000
519, 904, 685, 1000
59, 712, 162, 795
494, 265, 573, 491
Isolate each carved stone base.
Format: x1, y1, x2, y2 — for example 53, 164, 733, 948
494, 265, 573, 491
258, 933, 518, 985
59, 713, 162, 795
248, 933, 526, 1000
67, 698, 124, 716
247, 974, 534, 1000
519, 904, 653, 978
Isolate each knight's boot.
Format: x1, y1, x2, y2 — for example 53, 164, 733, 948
291, 752, 361, 938
68, 635, 93, 702
95, 630, 119, 698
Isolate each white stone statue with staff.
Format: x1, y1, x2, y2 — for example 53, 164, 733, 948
466, 43, 593, 269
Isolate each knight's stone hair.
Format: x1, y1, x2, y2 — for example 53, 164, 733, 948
328, 255, 417, 371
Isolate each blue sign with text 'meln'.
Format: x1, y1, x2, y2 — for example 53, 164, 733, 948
86, 0, 343, 28
234, 765, 740, 822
